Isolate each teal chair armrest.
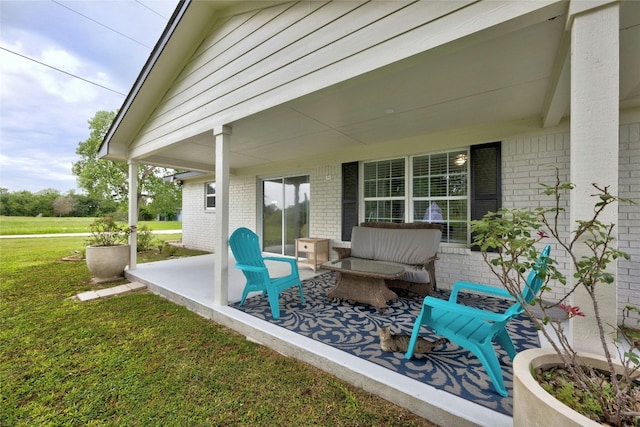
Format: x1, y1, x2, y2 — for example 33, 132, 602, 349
450, 281, 514, 302
263, 257, 298, 268
422, 296, 510, 323
234, 263, 268, 273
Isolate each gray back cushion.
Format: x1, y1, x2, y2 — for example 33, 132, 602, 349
350, 226, 442, 265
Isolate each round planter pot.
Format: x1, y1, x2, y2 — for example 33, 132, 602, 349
85, 244, 131, 283
513, 348, 620, 427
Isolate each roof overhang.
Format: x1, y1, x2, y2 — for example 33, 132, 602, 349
100, 0, 640, 174
100, 0, 284, 161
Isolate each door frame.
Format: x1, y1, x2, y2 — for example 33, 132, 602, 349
259, 174, 310, 256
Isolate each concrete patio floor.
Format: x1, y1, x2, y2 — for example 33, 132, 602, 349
125, 253, 513, 427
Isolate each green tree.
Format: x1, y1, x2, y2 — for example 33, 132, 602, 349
72, 111, 182, 220
3, 191, 31, 216
52, 196, 74, 217
0, 188, 9, 215
34, 189, 61, 216
142, 177, 182, 220
2, 190, 42, 216
68, 192, 113, 217
0, 188, 61, 216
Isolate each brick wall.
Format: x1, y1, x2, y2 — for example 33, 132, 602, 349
473, 124, 638, 323
352, 132, 573, 294
181, 176, 258, 252
500, 132, 571, 302
377, 124, 638, 326
229, 175, 258, 233
181, 181, 216, 251
308, 164, 342, 243
179, 121, 639, 322
618, 122, 640, 323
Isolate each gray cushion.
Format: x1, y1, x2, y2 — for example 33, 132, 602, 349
349, 226, 441, 266
401, 264, 431, 283
384, 261, 431, 283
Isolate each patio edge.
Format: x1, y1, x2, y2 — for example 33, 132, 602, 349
130, 273, 512, 427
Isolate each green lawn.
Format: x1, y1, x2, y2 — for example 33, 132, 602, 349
0, 216, 181, 235
0, 237, 434, 426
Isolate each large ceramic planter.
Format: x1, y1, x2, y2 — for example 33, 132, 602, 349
513, 348, 622, 426
85, 244, 130, 283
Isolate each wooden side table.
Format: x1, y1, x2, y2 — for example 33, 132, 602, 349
295, 238, 329, 272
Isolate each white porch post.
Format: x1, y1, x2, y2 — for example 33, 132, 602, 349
569, 1, 619, 354
128, 160, 138, 270
213, 125, 231, 306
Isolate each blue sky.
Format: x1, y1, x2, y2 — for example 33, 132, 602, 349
0, 0, 178, 193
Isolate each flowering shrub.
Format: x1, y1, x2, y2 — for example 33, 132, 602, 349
471, 169, 639, 426
559, 303, 585, 318
85, 217, 130, 246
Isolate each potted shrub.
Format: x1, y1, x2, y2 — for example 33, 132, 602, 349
85, 217, 131, 283
471, 170, 639, 426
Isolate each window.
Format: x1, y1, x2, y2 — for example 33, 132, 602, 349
344, 143, 500, 244
412, 150, 468, 243
205, 182, 216, 209
363, 158, 406, 222
362, 151, 468, 243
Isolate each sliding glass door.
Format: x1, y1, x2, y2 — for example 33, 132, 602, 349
262, 175, 310, 256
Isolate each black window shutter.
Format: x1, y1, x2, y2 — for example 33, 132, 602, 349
341, 162, 359, 241
470, 142, 501, 251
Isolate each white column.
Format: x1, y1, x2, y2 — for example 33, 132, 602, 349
569, 2, 619, 354
128, 160, 138, 270
214, 125, 231, 306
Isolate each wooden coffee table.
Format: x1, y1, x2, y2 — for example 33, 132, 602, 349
321, 258, 405, 311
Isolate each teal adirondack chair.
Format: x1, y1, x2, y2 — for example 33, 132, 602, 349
229, 227, 305, 319
405, 245, 551, 397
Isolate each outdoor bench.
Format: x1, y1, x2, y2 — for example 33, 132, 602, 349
332, 222, 442, 298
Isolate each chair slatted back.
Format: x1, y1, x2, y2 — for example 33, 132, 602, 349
504, 245, 551, 319
229, 228, 268, 281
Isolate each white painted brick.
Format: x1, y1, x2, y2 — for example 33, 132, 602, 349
177, 121, 640, 323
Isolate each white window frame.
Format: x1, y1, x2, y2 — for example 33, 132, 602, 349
205, 182, 216, 210
361, 157, 408, 223
360, 149, 470, 244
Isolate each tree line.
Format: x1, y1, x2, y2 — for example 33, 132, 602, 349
1, 110, 183, 220
0, 188, 177, 220
0, 188, 112, 218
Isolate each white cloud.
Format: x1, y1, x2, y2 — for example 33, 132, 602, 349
1, 42, 104, 104
41, 47, 82, 73
0, 151, 79, 193
0, 0, 177, 193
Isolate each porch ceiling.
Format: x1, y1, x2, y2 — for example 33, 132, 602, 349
140, 1, 640, 174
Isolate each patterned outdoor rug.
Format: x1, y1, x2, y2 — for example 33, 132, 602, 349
230, 272, 540, 416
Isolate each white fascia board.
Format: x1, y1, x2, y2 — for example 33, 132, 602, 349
99, 1, 193, 160
99, 1, 237, 161
100, 141, 128, 161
